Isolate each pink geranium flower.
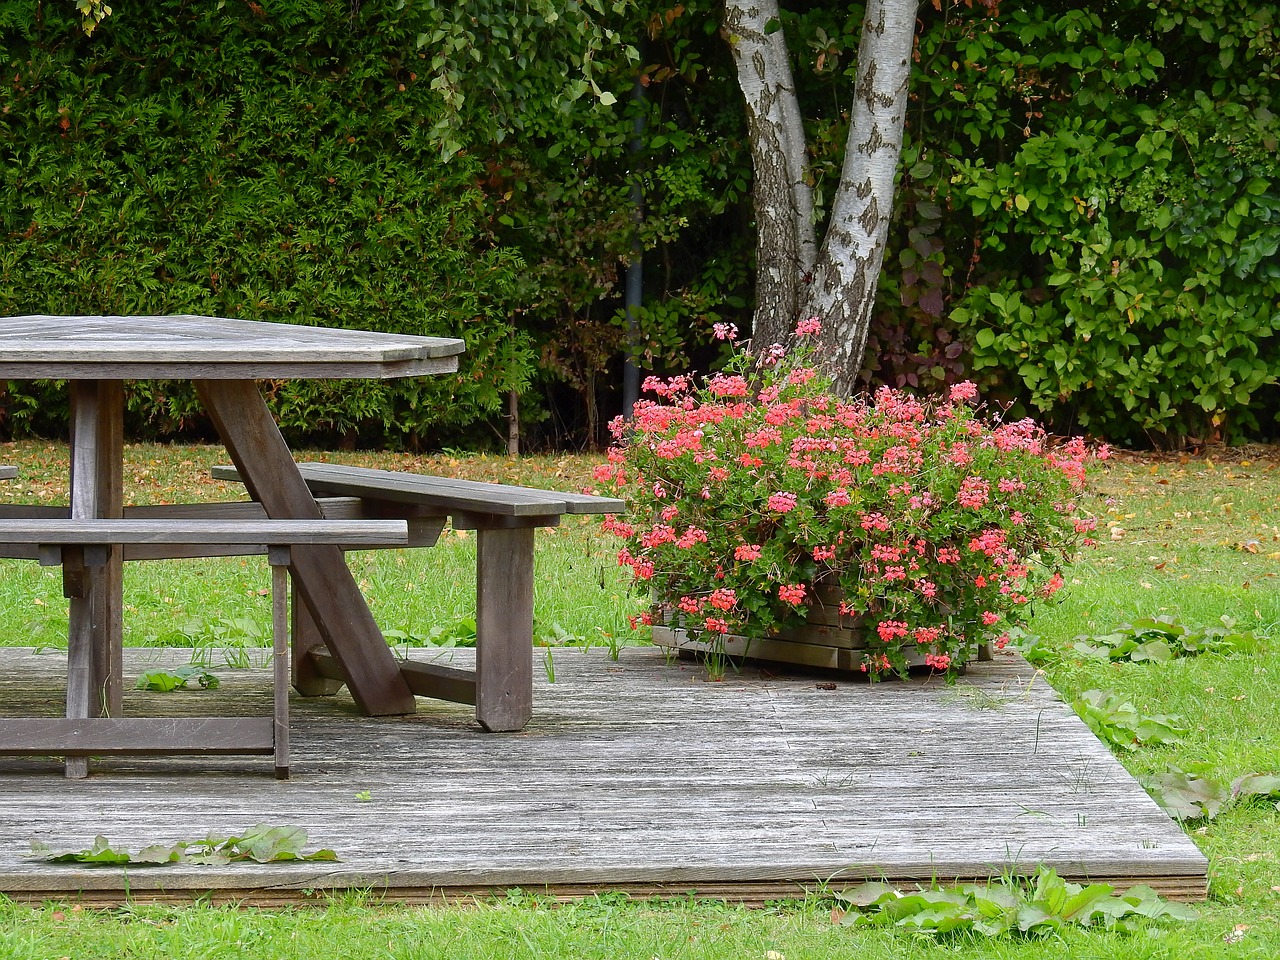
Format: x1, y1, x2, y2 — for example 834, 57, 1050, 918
778, 583, 807, 605
767, 491, 798, 513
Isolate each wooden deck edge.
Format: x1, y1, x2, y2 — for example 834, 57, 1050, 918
0, 873, 1209, 907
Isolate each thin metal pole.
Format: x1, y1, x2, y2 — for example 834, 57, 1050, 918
622, 74, 645, 419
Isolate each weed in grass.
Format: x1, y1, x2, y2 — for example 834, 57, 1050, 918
1144, 770, 1280, 822
1072, 689, 1188, 751
384, 617, 478, 650
1045, 616, 1263, 665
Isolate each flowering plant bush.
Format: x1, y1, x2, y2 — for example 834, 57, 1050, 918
595, 322, 1104, 679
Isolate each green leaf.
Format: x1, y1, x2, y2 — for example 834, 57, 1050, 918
837, 881, 899, 908
30, 827, 340, 866
1129, 640, 1174, 662
32, 836, 132, 865
1143, 771, 1229, 821
135, 843, 185, 865
136, 670, 181, 691
830, 873, 1193, 938
975, 329, 997, 348
1231, 773, 1280, 800
1015, 903, 1062, 935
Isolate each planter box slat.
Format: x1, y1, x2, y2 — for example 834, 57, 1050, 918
651, 607, 991, 673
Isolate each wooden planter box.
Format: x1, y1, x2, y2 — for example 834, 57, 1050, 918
650, 587, 991, 674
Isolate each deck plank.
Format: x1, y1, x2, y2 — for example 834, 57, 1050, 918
0, 647, 1207, 904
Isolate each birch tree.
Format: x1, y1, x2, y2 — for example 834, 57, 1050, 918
725, 0, 920, 393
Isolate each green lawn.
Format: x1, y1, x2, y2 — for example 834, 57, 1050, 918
1, 441, 1278, 957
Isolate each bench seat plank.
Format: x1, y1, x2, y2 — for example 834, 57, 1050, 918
0, 502, 439, 560
212, 463, 625, 517
0, 518, 408, 546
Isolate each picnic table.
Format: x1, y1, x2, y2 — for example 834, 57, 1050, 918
0, 315, 463, 776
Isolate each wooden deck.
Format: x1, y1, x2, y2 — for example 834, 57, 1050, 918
0, 646, 1208, 905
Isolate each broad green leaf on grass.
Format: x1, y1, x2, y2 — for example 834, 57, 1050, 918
1070, 616, 1259, 663
1129, 639, 1174, 662
1016, 903, 1064, 935
835, 881, 899, 908
1120, 885, 1200, 922
385, 617, 478, 649
960, 882, 1021, 914
1073, 689, 1186, 751
1143, 771, 1230, 821
897, 907, 973, 933
884, 890, 968, 921
1060, 882, 1118, 921
1231, 773, 1280, 801
1070, 640, 1116, 661
832, 868, 1194, 938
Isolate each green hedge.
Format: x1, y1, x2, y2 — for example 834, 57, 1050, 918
0, 0, 531, 447
939, 6, 1280, 446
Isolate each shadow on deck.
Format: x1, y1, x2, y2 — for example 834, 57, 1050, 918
0, 646, 1207, 905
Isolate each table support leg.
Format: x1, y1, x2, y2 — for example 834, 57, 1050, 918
194, 379, 416, 716
475, 527, 534, 732
93, 381, 125, 720
291, 600, 344, 697
66, 380, 124, 778
270, 549, 291, 779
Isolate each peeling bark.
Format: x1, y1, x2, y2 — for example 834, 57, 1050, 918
724, 0, 817, 348
808, 0, 917, 394
726, 0, 920, 394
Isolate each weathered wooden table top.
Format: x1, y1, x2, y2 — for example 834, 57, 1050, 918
0, 315, 464, 379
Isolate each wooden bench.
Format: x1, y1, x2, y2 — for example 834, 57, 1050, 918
0, 517, 408, 778
212, 463, 625, 732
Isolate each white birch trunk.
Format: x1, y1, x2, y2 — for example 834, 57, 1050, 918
724, 0, 817, 349
806, 0, 919, 393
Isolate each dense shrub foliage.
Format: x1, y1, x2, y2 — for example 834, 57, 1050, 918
930, 4, 1280, 446
0, 0, 528, 446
